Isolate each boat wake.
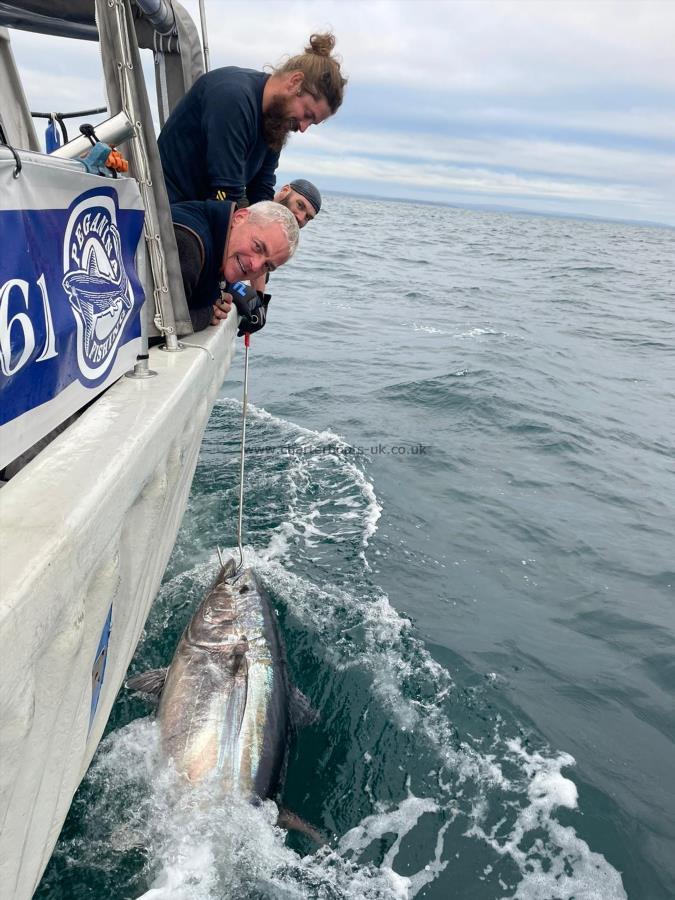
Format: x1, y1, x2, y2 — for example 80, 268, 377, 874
44, 401, 626, 899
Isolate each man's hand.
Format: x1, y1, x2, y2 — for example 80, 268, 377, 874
237, 291, 270, 336
227, 281, 271, 336
210, 292, 232, 326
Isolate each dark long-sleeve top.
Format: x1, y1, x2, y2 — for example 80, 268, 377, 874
159, 68, 279, 205
172, 199, 235, 331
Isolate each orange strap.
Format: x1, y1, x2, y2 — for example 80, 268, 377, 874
105, 148, 129, 173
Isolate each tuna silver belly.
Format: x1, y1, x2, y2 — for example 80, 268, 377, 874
128, 562, 289, 799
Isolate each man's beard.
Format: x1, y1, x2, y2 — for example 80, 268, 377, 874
262, 96, 297, 153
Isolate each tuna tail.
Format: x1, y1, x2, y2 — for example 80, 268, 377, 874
125, 667, 168, 698
277, 808, 328, 847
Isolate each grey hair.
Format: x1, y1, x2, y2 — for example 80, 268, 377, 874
246, 200, 299, 258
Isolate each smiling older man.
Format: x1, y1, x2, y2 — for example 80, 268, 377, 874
172, 200, 299, 332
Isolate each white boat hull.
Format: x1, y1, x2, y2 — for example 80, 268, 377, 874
0, 319, 237, 898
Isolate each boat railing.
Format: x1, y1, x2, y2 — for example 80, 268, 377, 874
0, 0, 207, 473
0, 0, 206, 340
31, 107, 109, 148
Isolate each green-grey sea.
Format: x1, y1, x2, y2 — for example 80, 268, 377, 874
38, 195, 675, 899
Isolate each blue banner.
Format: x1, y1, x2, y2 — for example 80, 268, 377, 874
0, 187, 145, 438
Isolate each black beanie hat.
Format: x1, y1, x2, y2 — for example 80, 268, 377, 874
289, 179, 322, 214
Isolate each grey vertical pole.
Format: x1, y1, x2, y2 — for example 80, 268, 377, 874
198, 0, 210, 72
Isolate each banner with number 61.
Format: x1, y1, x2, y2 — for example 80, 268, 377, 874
0, 153, 145, 470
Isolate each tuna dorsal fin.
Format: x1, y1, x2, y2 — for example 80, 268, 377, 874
277, 808, 328, 846
125, 667, 168, 697
289, 686, 319, 728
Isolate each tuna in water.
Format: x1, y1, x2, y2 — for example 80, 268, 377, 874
126, 560, 316, 804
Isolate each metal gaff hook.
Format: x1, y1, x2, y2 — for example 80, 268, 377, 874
216, 331, 250, 581
235, 333, 251, 572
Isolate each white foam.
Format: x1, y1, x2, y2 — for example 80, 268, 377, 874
123, 400, 626, 899
456, 327, 507, 338
216, 397, 349, 449
403, 322, 511, 339
76, 717, 452, 900
255, 558, 502, 786
411, 322, 450, 335
91, 549, 628, 900
217, 399, 382, 563
354, 465, 383, 549
338, 792, 448, 897
466, 739, 627, 899
251, 559, 625, 897
263, 520, 296, 562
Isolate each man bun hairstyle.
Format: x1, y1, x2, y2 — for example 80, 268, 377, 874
307, 32, 335, 57
275, 32, 347, 114
246, 201, 299, 258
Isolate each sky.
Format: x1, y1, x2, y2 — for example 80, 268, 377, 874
9, 0, 675, 224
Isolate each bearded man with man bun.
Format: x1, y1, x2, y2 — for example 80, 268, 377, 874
159, 33, 347, 207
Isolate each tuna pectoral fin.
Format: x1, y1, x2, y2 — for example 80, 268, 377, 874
277, 808, 328, 847
125, 667, 168, 698
289, 686, 319, 728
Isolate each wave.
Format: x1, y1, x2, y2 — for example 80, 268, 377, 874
404, 323, 512, 339
65, 547, 626, 899
45, 393, 627, 899
214, 399, 382, 568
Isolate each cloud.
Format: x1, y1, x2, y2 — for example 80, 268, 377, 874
457, 105, 675, 144
7, 0, 675, 222
284, 151, 661, 209
9, 33, 103, 110
183, 0, 675, 94
296, 127, 675, 188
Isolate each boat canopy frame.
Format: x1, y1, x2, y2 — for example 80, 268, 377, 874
0, 0, 205, 340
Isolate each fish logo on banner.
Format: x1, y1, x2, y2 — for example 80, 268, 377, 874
62, 194, 136, 381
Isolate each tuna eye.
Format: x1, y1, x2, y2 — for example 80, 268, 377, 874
239, 585, 249, 594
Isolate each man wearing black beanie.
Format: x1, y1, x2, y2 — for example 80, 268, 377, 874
274, 179, 322, 228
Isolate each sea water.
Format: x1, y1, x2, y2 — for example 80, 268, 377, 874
37, 195, 674, 899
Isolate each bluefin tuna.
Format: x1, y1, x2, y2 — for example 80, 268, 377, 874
127, 560, 314, 803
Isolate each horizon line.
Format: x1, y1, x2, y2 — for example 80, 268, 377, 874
317, 187, 675, 231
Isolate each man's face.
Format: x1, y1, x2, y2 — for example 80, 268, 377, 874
262, 81, 332, 152
276, 186, 317, 228
284, 91, 332, 135
223, 210, 290, 282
